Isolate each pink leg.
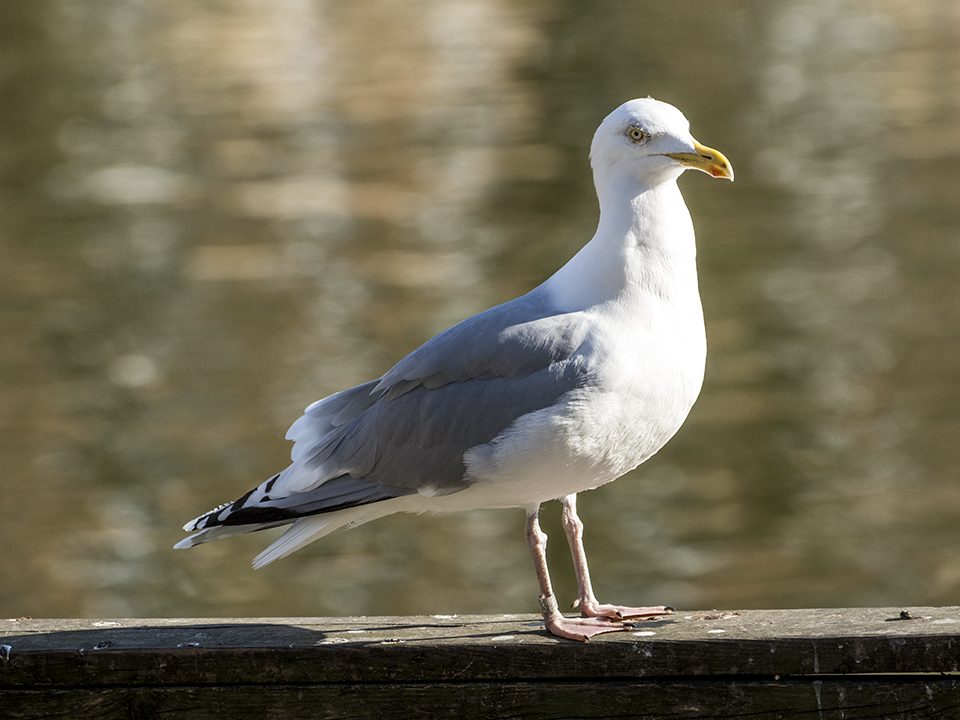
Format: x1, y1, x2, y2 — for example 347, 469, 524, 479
525, 505, 633, 641
561, 494, 674, 621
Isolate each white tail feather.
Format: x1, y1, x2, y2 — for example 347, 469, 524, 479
174, 523, 267, 549
251, 501, 406, 569
251, 516, 338, 569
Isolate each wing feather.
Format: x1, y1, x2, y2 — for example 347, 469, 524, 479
178, 287, 597, 547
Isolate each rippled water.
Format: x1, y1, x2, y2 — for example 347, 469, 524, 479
2, 1, 960, 619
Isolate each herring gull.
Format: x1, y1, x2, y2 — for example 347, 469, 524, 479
176, 97, 733, 641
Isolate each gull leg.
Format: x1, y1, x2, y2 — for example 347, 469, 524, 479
561, 493, 674, 621
525, 505, 632, 641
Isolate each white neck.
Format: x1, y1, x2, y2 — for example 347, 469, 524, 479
543, 175, 698, 312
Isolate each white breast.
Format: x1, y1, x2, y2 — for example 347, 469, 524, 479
441, 180, 707, 512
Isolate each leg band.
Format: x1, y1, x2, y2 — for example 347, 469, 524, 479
538, 593, 559, 615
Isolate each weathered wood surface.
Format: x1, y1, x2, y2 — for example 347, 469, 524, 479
3, 607, 960, 719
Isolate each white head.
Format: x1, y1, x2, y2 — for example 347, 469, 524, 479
590, 98, 733, 196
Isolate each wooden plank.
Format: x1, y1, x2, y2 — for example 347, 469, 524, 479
3, 608, 960, 719
3, 607, 960, 684
4, 678, 960, 720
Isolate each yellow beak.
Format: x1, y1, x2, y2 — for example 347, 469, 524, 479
665, 141, 734, 180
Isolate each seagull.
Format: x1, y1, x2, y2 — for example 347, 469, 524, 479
176, 98, 733, 641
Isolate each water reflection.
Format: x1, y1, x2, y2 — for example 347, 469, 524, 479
1, 0, 959, 619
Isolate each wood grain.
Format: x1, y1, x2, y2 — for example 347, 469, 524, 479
3, 608, 960, 719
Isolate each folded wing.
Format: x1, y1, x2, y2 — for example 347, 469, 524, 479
176, 287, 596, 550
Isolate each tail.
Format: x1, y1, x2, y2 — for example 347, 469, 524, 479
175, 379, 421, 565
251, 502, 405, 568
174, 473, 415, 565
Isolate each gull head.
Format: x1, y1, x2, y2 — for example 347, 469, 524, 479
590, 98, 733, 193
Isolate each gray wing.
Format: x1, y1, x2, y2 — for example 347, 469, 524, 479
182, 287, 594, 535
374, 288, 594, 399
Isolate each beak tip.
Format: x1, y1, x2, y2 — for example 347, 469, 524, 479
709, 156, 734, 181
671, 142, 734, 181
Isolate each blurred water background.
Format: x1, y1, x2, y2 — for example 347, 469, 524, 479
2, 0, 960, 620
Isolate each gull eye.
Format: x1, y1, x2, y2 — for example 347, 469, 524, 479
627, 126, 646, 143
